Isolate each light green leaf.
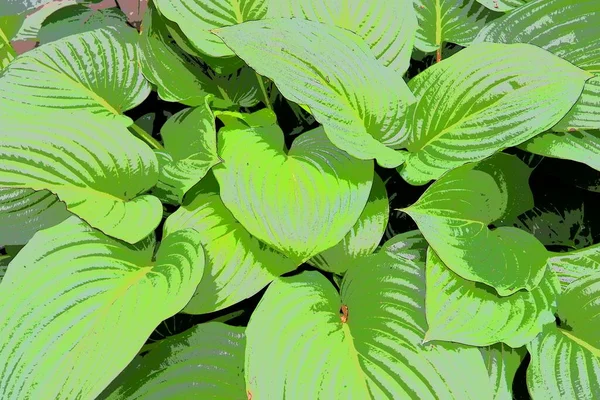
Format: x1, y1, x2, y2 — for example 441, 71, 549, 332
475, 0, 529, 12
548, 243, 600, 291
268, 0, 417, 73
378, 229, 428, 262
0, 217, 204, 400
0, 27, 150, 126
153, 101, 221, 204
480, 344, 525, 400
0, 23, 16, 70
38, 5, 130, 44
308, 173, 388, 274
164, 172, 298, 314
245, 243, 493, 399
413, 0, 500, 53
11, 0, 78, 41
0, 188, 71, 246
425, 249, 560, 347
214, 119, 373, 262
474, 0, 600, 131
153, 0, 267, 59
558, 272, 600, 348
0, 110, 162, 244
0, 0, 53, 16
402, 160, 549, 295
214, 18, 416, 167
99, 323, 246, 399
520, 130, 600, 172
398, 42, 591, 184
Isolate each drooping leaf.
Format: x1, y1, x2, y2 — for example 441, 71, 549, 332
397, 42, 591, 184
520, 130, 600, 172
0, 0, 54, 16
164, 173, 298, 314
0, 217, 204, 400
99, 323, 246, 399
38, 5, 130, 44
309, 173, 388, 274
547, 243, 600, 291
479, 344, 526, 400
402, 159, 549, 295
0, 27, 150, 126
413, 0, 500, 53
245, 243, 493, 399
268, 0, 417, 73
153, 0, 267, 59
475, 0, 530, 12
474, 0, 600, 131
425, 249, 560, 347
0, 188, 71, 245
213, 18, 416, 167
213, 117, 373, 262
527, 272, 600, 398
0, 109, 162, 244
153, 101, 221, 204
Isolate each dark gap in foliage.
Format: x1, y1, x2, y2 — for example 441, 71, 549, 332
512, 352, 532, 400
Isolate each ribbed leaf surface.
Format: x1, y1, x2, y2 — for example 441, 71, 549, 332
548, 244, 600, 290
475, 0, 529, 11
0, 0, 53, 16
480, 344, 525, 400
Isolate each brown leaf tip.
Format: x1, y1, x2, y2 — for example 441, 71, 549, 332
340, 305, 349, 323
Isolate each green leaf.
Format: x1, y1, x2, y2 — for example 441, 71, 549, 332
480, 344, 525, 400
520, 130, 600, 172
0, 188, 71, 245
474, 0, 600, 131
213, 18, 416, 167
0, 23, 16, 70
378, 229, 428, 262
547, 244, 600, 291
99, 323, 246, 399
164, 172, 298, 314
475, 0, 529, 11
398, 42, 591, 184
153, 0, 267, 59
0, 27, 150, 126
245, 244, 493, 399
413, 0, 500, 53
0, 0, 53, 16
214, 120, 373, 262
0, 217, 204, 400
153, 101, 221, 204
0, 110, 162, 244
527, 272, 600, 398
11, 0, 79, 42
268, 0, 417, 73
425, 249, 560, 347
38, 5, 130, 44
309, 173, 388, 274
402, 159, 549, 295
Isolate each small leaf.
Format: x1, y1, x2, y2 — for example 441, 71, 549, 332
99, 323, 246, 399
0, 217, 204, 400
214, 18, 415, 167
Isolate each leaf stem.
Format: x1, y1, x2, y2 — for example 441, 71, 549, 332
255, 72, 272, 111
436, 47, 442, 63
129, 122, 163, 150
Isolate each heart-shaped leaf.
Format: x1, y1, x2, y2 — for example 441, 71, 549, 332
268, 0, 417, 73
402, 157, 549, 295
0, 217, 204, 400
397, 42, 591, 185
213, 118, 373, 262
214, 18, 416, 167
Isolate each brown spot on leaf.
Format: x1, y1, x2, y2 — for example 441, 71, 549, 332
340, 305, 349, 323
247, 390, 253, 400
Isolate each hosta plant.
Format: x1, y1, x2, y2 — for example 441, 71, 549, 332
0, 0, 599, 399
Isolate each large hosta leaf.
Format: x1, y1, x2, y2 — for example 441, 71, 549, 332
0, 27, 150, 125
164, 172, 298, 314
397, 42, 590, 184
425, 249, 560, 347
527, 272, 600, 398
413, 0, 500, 53
548, 243, 600, 291
0, 110, 162, 244
99, 323, 246, 399
0, 217, 204, 400
520, 130, 600, 172
153, 0, 267, 59
245, 241, 493, 399
0, 0, 53, 16
153, 101, 220, 204
475, 0, 600, 131
268, 0, 417, 73
480, 344, 525, 400
402, 158, 549, 295
213, 119, 372, 262
0, 188, 71, 245
214, 19, 415, 167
